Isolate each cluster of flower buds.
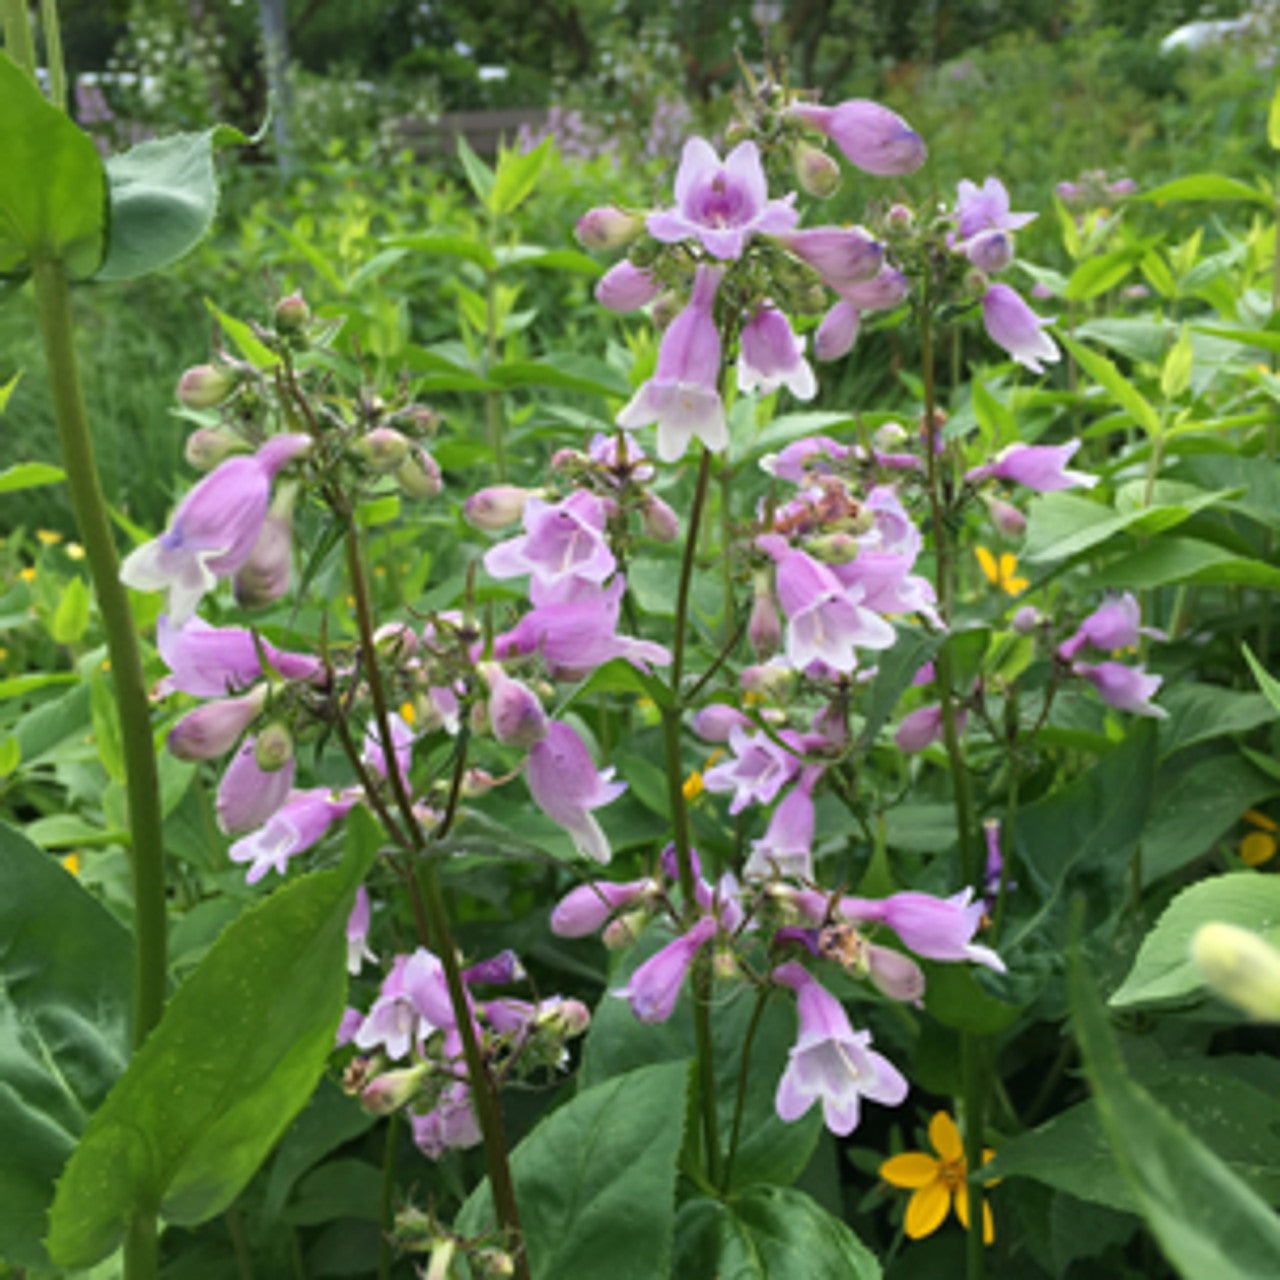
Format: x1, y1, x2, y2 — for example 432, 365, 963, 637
338, 925, 589, 1159
1054, 169, 1138, 211
551, 845, 1003, 1137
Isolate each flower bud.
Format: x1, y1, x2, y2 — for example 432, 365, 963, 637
167, 686, 268, 761
274, 291, 311, 333
749, 584, 782, 661
254, 721, 294, 772
596, 261, 663, 312
984, 495, 1026, 538
481, 664, 548, 748
650, 291, 681, 331
964, 228, 1014, 274
740, 664, 795, 700
535, 996, 591, 1038
461, 766, 500, 797
177, 363, 236, 409
184, 426, 245, 471
964, 267, 991, 300
865, 943, 926, 1003
814, 300, 859, 362
575, 206, 645, 250
473, 1249, 516, 1279
603, 909, 647, 950
360, 1063, 429, 1115
464, 485, 530, 530
691, 704, 750, 742
356, 428, 411, 473
374, 621, 419, 660
793, 141, 841, 197
1011, 605, 1042, 634
885, 202, 913, 231
396, 444, 443, 498
641, 494, 680, 542
806, 532, 861, 564
1192, 922, 1280, 1021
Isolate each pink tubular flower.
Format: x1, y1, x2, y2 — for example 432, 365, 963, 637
156, 613, 322, 697
894, 703, 946, 753
355, 949, 456, 1061
526, 720, 627, 863
482, 664, 548, 748
839, 266, 910, 312
228, 788, 355, 884
703, 724, 802, 814
955, 177, 1036, 241
738, 306, 816, 400
787, 99, 926, 176
981, 284, 1060, 374
575, 205, 644, 250
550, 877, 658, 937
647, 137, 797, 259
1057, 592, 1152, 660
483, 489, 616, 591
347, 885, 376, 974
412, 1081, 482, 1159
814, 300, 859, 362
614, 916, 718, 1023
743, 769, 821, 882
771, 961, 909, 1135
690, 704, 752, 742
167, 686, 267, 761
966, 441, 1097, 492
777, 226, 882, 290
963, 228, 1013, 274
616, 264, 727, 462
775, 550, 896, 674
865, 945, 926, 1003
596, 261, 663, 312
1075, 661, 1167, 718
216, 737, 296, 835
841, 889, 1005, 972
463, 484, 531, 530
120, 434, 311, 625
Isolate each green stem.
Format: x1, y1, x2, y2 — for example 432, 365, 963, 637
721, 987, 769, 1192
38, 0, 65, 109
378, 1111, 400, 1280
124, 1211, 158, 1280
1, 0, 37, 81
32, 258, 169, 1047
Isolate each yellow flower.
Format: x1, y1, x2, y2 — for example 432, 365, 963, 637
61, 852, 81, 876
399, 700, 418, 727
682, 771, 705, 801
1241, 809, 1277, 867
18, 566, 36, 583
975, 546, 1028, 597
880, 1111, 997, 1244
66, 543, 85, 560
35, 528, 63, 545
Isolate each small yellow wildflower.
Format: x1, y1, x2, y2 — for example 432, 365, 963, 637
975, 546, 1028, 597
18, 566, 36, 583
683, 771, 705, 801
1241, 809, 1278, 867
66, 543, 85, 560
399, 700, 418, 727
61, 852, 81, 876
35, 528, 63, 545
880, 1111, 998, 1244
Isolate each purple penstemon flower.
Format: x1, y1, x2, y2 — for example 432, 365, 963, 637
703, 724, 803, 814
966, 441, 1097, 492
776, 226, 882, 291
955, 176, 1036, 241
616, 264, 727, 462
216, 737, 295, 835
737, 306, 816, 400
550, 877, 659, 937
1074, 660, 1168, 718
347, 885, 376, 974
613, 916, 718, 1023
771, 961, 908, 1135
647, 137, 797, 260
228, 787, 356, 884
839, 889, 1005, 971
411, 1079, 482, 1159
355, 948, 457, 1061
743, 766, 822, 882
525, 719, 627, 862
1057, 592, 1158, 659
483, 489, 616, 591
155, 615, 321, 697
787, 99, 927, 176
980, 284, 1060, 374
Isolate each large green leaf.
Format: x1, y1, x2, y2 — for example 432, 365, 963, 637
1060, 335, 1160, 435
1157, 683, 1279, 759
858, 625, 944, 749
1110, 872, 1280, 1009
97, 128, 242, 281
0, 460, 63, 493
673, 1186, 881, 1280
1091, 538, 1280, 592
1137, 174, 1271, 205
984, 1056, 1280, 1210
581, 931, 822, 1192
457, 1061, 687, 1280
0, 824, 131, 1268
46, 808, 380, 1267
0, 52, 106, 278
1070, 948, 1280, 1279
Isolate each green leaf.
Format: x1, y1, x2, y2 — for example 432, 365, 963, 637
922, 963, 1024, 1033
50, 574, 91, 645
456, 136, 496, 208
390, 231, 497, 272
1161, 324, 1193, 399
0, 460, 65, 493
490, 135, 552, 216
1190, 324, 1280, 355
1243, 643, 1280, 716
96, 129, 239, 281
0, 369, 19, 412
1070, 945, 1280, 1279
732, 410, 856, 463
1091, 538, 1280, 592
581, 932, 821, 1192
1157, 681, 1279, 758
1063, 248, 1142, 302
1138, 174, 1271, 205
88, 671, 125, 784
1270, 83, 1280, 150
489, 354, 630, 398
457, 1062, 687, 1280
0, 52, 106, 279
205, 299, 280, 368
46, 809, 380, 1268
0, 824, 131, 1269
1060, 335, 1160, 435
673, 1186, 881, 1280
1111, 872, 1280, 1009
970, 377, 1018, 446
858, 625, 944, 749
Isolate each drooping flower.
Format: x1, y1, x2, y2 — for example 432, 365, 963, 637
550, 877, 659, 937
743, 768, 821, 882
772, 961, 909, 1135
703, 725, 803, 815
1074, 661, 1168, 718
613, 916, 718, 1023
347, 885, 376, 974
880, 1111, 997, 1243
228, 788, 355, 884
647, 138, 797, 259
814, 300, 860, 361
482, 664, 549, 748
894, 703, 946, 753
355, 948, 460, 1061
1057, 592, 1153, 660
216, 737, 296, 835
966, 441, 1097, 492
526, 720, 627, 862
596, 260, 664, 312
840, 889, 1005, 972
738, 306, 817, 400
787, 100, 927, 176
616, 264, 727, 462
776, 226, 882, 290
412, 1081, 483, 1160
979, 285, 1060, 374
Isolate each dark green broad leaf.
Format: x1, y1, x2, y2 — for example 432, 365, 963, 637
0, 52, 106, 278
490, 354, 631, 398
457, 1061, 687, 1280
673, 1185, 881, 1280
580, 930, 822, 1192
1092, 538, 1280, 592
0, 824, 131, 1269
97, 126, 245, 281
1111, 872, 1280, 1008
984, 1056, 1280, 1211
46, 808, 380, 1268
1069, 948, 1280, 1279
858, 625, 944, 749
1157, 682, 1279, 759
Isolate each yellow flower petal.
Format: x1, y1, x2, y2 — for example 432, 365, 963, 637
61, 852, 81, 876
399, 701, 417, 726
1245, 809, 1278, 832
682, 771, 705, 801
18, 567, 36, 583
954, 1183, 995, 1244
880, 1152, 941, 1188
904, 1180, 951, 1239
1004, 575, 1030, 597
36, 528, 63, 545
975, 546, 998, 585
66, 543, 85, 560
929, 1111, 964, 1163
1241, 831, 1277, 867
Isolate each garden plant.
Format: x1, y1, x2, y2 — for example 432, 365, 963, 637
6, 4, 1280, 1280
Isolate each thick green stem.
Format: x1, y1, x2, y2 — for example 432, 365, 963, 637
1, 0, 37, 80
32, 258, 169, 1046
662, 447, 723, 1187
38, 0, 65, 109
378, 1111, 400, 1280
721, 988, 768, 1192
124, 1211, 158, 1280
